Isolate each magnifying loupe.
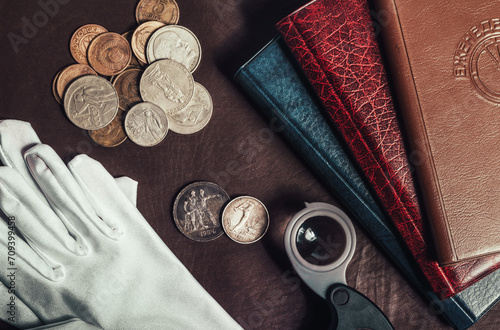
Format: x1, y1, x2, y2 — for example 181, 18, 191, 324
284, 202, 394, 330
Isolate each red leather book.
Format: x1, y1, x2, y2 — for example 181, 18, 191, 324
276, 0, 500, 298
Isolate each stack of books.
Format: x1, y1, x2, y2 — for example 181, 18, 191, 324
235, 0, 500, 328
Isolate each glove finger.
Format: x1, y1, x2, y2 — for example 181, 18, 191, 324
68, 154, 142, 228
24, 144, 123, 241
27, 318, 102, 330
0, 166, 87, 257
0, 217, 63, 283
0, 120, 47, 203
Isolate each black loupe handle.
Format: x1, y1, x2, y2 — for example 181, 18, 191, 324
327, 283, 394, 330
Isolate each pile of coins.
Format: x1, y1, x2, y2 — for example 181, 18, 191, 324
52, 0, 213, 147
173, 181, 270, 244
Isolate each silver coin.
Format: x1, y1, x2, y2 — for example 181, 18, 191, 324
63, 75, 119, 130
146, 25, 202, 72
168, 82, 213, 134
173, 181, 229, 242
124, 102, 169, 147
222, 196, 270, 244
140, 59, 194, 115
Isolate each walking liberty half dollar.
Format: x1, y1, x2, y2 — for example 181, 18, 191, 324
173, 182, 230, 242
222, 196, 270, 244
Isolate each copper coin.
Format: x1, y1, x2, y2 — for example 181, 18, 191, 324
131, 21, 165, 65
52, 69, 63, 104
56, 63, 98, 100
70, 24, 108, 65
87, 32, 132, 76
136, 0, 180, 25
88, 109, 127, 147
112, 68, 143, 112
122, 31, 144, 68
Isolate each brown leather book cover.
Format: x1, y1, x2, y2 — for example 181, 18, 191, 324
374, 0, 500, 264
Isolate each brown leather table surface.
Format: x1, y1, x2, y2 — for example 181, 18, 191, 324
0, 1, 499, 329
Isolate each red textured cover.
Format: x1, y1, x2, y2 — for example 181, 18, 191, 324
276, 0, 500, 299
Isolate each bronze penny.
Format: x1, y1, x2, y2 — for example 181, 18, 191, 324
122, 31, 144, 68
56, 63, 98, 100
70, 24, 108, 65
131, 21, 165, 65
88, 109, 127, 147
52, 69, 63, 104
112, 68, 143, 112
136, 0, 180, 25
88, 32, 132, 76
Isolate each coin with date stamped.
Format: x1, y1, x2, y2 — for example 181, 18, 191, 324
173, 181, 229, 242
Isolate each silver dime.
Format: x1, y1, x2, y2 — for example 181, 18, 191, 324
64, 75, 119, 130
124, 102, 169, 147
140, 59, 194, 115
173, 181, 229, 242
168, 82, 213, 134
146, 25, 202, 72
222, 196, 270, 244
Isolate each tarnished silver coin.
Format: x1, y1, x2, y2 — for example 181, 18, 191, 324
222, 196, 270, 244
140, 59, 194, 115
63, 75, 119, 130
168, 82, 213, 134
124, 102, 169, 147
146, 25, 202, 72
173, 181, 229, 242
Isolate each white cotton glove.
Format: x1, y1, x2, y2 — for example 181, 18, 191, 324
0, 121, 138, 329
28, 318, 101, 329
0, 120, 241, 330
0, 121, 138, 208
0, 181, 138, 330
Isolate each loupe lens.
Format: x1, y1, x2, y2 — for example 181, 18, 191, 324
296, 216, 347, 266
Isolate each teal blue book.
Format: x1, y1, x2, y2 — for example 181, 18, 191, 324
234, 36, 500, 330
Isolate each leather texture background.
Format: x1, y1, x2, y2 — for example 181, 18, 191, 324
0, 0, 499, 329
235, 36, 500, 330
373, 0, 500, 265
276, 0, 500, 299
